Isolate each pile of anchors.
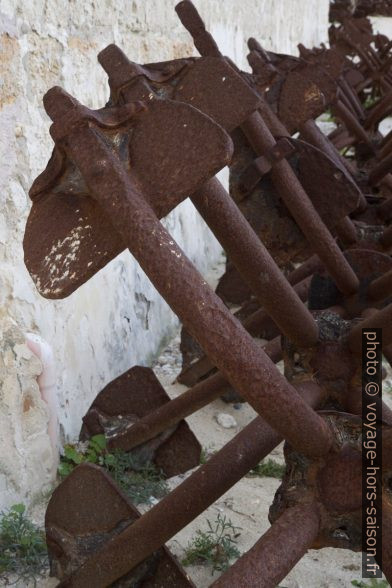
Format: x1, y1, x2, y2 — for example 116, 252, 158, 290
23, 1, 392, 586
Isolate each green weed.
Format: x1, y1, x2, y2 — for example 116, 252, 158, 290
247, 458, 285, 479
182, 514, 241, 573
200, 445, 217, 465
0, 504, 48, 585
58, 434, 168, 505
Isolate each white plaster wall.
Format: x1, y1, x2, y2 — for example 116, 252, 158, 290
371, 16, 392, 38
0, 0, 329, 509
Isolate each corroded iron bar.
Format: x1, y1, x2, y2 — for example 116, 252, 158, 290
211, 502, 321, 588
379, 132, 392, 160
338, 87, 358, 117
349, 303, 392, 353
191, 178, 319, 347
99, 46, 318, 349
333, 99, 375, 150
335, 216, 358, 246
109, 336, 281, 452
298, 118, 359, 186
369, 150, 392, 186
377, 197, 392, 222
247, 49, 363, 209
240, 111, 360, 295
368, 269, 392, 301
45, 88, 332, 459
178, 275, 311, 387
175, 0, 360, 296
59, 383, 324, 587
286, 254, 322, 284
365, 90, 392, 130
339, 77, 364, 120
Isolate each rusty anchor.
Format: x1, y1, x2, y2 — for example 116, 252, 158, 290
25, 90, 332, 461
20, 0, 392, 585
175, 0, 360, 298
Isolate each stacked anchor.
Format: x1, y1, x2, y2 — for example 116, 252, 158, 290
22, 1, 392, 586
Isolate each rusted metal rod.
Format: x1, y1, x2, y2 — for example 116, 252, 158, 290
190, 177, 319, 347
45, 88, 332, 459
286, 255, 322, 284
339, 77, 364, 120
109, 336, 281, 452
369, 150, 392, 186
335, 217, 358, 246
299, 118, 358, 180
178, 275, 311, 387
211, 502, 321, 588
98, 45, 318, 349
379, 132, 392, 160
349, 303, 392, 353
338, 87, 359, 118
364, 90, 392, 130
241, 111, 360, 295
333, 99, 375, 150
368, 269, 392, 301
247, 48, 364, 213
377, 197, 392, 222
58, 383, 325, 587
175, 0, 360, 297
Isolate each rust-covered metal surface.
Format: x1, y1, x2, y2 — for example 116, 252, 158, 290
31, 87, 332, 459
46, 463, 195, 586
25, 99, 232, 299
20, 0, 392, 585
330, 0, 392, 20
80, 366, 201, 478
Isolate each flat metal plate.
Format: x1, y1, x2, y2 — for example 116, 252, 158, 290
278, 65, 337, 132
80, 366, 201, 477
99, 46, 261, 133
46, 463, 195, 586
288, 138, 364, 230
24, 99, 232, 299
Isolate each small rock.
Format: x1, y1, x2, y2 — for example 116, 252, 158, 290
215, 413, 237, 429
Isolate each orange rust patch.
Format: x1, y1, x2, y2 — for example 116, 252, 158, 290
305, 83, 322, 103
23, 395, 34, 412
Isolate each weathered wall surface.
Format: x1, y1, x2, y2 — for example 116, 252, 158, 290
0, 0, 329, 508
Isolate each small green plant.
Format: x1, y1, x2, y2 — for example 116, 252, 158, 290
352, 579, 389, 587
58, 433, 113, 477
247, 458, 285, 479
58, 434, 168, 505
107, 451, 169, 505
322, 109, 336, 123
0, 503, 48, 585
363, 94, 378, 110
200, 444, 217, 464
182, 514, 241, 573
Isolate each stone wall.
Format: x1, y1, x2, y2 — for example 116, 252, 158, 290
0, 0, 329, 508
